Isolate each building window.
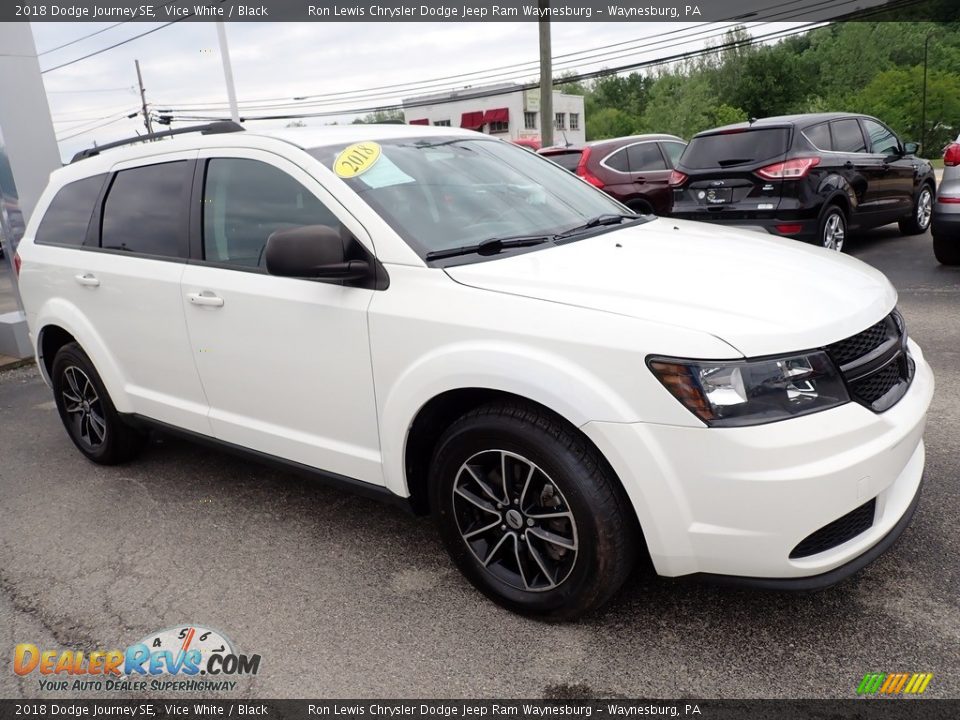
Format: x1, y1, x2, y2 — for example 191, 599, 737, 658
569, 113, 580, 131
434, 119, 451, 127
524, 111, 537, 130
554, 113, 566, 130
488, 121, 509, 134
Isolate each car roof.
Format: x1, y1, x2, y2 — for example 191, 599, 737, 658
540, 134, 684, 153
694, 113, 867, 136
52, 124, 485, 184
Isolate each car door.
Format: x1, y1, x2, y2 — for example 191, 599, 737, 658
829, 118, 884, 225
861, 117, 915, 219
623, 141, 672, 214
66, 153, 212, 435
180, 150, 383, 486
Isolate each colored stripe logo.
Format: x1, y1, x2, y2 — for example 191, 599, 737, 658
857, 673, 933, 695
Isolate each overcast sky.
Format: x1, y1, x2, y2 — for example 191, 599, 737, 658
31, 20, 805, 161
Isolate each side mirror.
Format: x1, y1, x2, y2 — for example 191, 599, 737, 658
265, 225, 371, 281
903, 141, 919, 156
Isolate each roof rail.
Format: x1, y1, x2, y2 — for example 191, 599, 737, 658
70, 121, 244, 163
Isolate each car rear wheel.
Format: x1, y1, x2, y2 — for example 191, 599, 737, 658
429, 401, 639, 620
933, 233, 960, 265
899, 185, 934, 235
51, 343, 145, 465
819, 205, 847, 252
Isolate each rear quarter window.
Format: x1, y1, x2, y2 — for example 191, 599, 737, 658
681, 128, 791, 169
35, 174, 106, 247
804, 123, 832, 151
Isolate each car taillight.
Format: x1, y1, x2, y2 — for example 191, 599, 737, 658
13, 251, 22, 277
668, 170, 688, 187
574, 148, 604, 189
944, 143, 960, 167
775, 224, 805, 235
756, 157, 820, 180
937, 196, 960, 204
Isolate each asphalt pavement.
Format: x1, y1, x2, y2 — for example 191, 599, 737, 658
0, 225, 957, 700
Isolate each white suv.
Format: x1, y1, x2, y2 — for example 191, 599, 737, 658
15, 123, 934, 619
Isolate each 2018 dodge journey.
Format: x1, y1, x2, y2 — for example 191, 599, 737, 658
15, 123, 934, 619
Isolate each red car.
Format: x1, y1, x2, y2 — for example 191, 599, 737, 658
539, 134, 686, 215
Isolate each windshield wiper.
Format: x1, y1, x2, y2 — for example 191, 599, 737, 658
425, 235, 552, 261
554, 213, 644, 240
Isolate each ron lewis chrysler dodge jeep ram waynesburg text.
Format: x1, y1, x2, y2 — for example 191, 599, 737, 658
15, 123, 933, 619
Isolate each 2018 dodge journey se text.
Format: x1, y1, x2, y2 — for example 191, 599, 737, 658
15, 123, 934, 619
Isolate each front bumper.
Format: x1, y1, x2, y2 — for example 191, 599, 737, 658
581, 339, 934, 582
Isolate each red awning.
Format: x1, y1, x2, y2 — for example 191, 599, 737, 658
460, 111, 485, 130
483, 108, 509, 124
408, 118, 429, 126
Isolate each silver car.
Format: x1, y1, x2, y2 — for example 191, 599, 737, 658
933, 134, 960, 265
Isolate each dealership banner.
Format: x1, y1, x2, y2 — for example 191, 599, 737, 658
2, 0, 955, 22
1, 700, 960, 719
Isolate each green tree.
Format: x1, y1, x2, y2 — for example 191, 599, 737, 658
586, 108, 636, 140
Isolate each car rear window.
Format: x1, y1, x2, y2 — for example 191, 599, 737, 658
681, 128, 791, 169
543, 151, 582, 172
35, 174, 106, 247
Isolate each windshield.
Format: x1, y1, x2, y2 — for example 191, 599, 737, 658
309, 137, 626, 261
681, 128, 791, 169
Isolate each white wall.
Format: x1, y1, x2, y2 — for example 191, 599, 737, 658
403, 87, 585, 146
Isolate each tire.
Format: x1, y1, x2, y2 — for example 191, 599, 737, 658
933, 233, 960, 265
51, 342, 145, 465
818, 204, 847, 252
899, 184, 934, 236
429, 401, 639, 620
627, 199, 655, 216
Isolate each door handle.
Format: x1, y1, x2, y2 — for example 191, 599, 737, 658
186, 291, 224, 308
74, 273, 100, 287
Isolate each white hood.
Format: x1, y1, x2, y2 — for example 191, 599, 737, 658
445, 218, 897, 357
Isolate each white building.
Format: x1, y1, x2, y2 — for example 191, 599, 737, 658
402, 83, 586, 147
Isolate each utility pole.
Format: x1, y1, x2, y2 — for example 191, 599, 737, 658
921, 32, 936, 156
538, 2, 553, 149
216, 22, 241, 123
135, 59, 153, 134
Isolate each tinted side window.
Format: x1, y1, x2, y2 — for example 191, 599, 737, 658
101, 161, 189, 257
863, 119, 900, 156
804, 123, 832, 151
604, 149, 630, 172
626, 143, 667, 171
830, 120, 867, 153
203, 158, 341, 268
35, 174, 106, 246
660, 141, 686, 167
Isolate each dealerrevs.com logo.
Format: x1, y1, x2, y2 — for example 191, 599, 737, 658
14, 625, 261, 693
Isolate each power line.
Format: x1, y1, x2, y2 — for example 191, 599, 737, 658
155, 0, 852, 116
174, 22, 827, 123
41, 19, 186, 75
56, 114, 136, 142
37, 22, 128, 56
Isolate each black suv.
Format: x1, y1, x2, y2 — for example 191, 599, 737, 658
668, 113, 936, 251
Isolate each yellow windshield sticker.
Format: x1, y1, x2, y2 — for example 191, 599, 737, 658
334, 142, 382, 178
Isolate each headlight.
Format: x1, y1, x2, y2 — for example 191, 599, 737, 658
648, 351, 849, 427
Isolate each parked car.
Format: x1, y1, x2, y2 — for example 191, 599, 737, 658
539, 134, 686, 215
932, 135, 960, 265
669, 113, 937, 251
15, 123, 932, 620
511, 138, 541, 151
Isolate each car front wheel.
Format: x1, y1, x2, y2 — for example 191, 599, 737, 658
933, 233, 960, 265
429, 401, 639, 620
900, 185, 934, 235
